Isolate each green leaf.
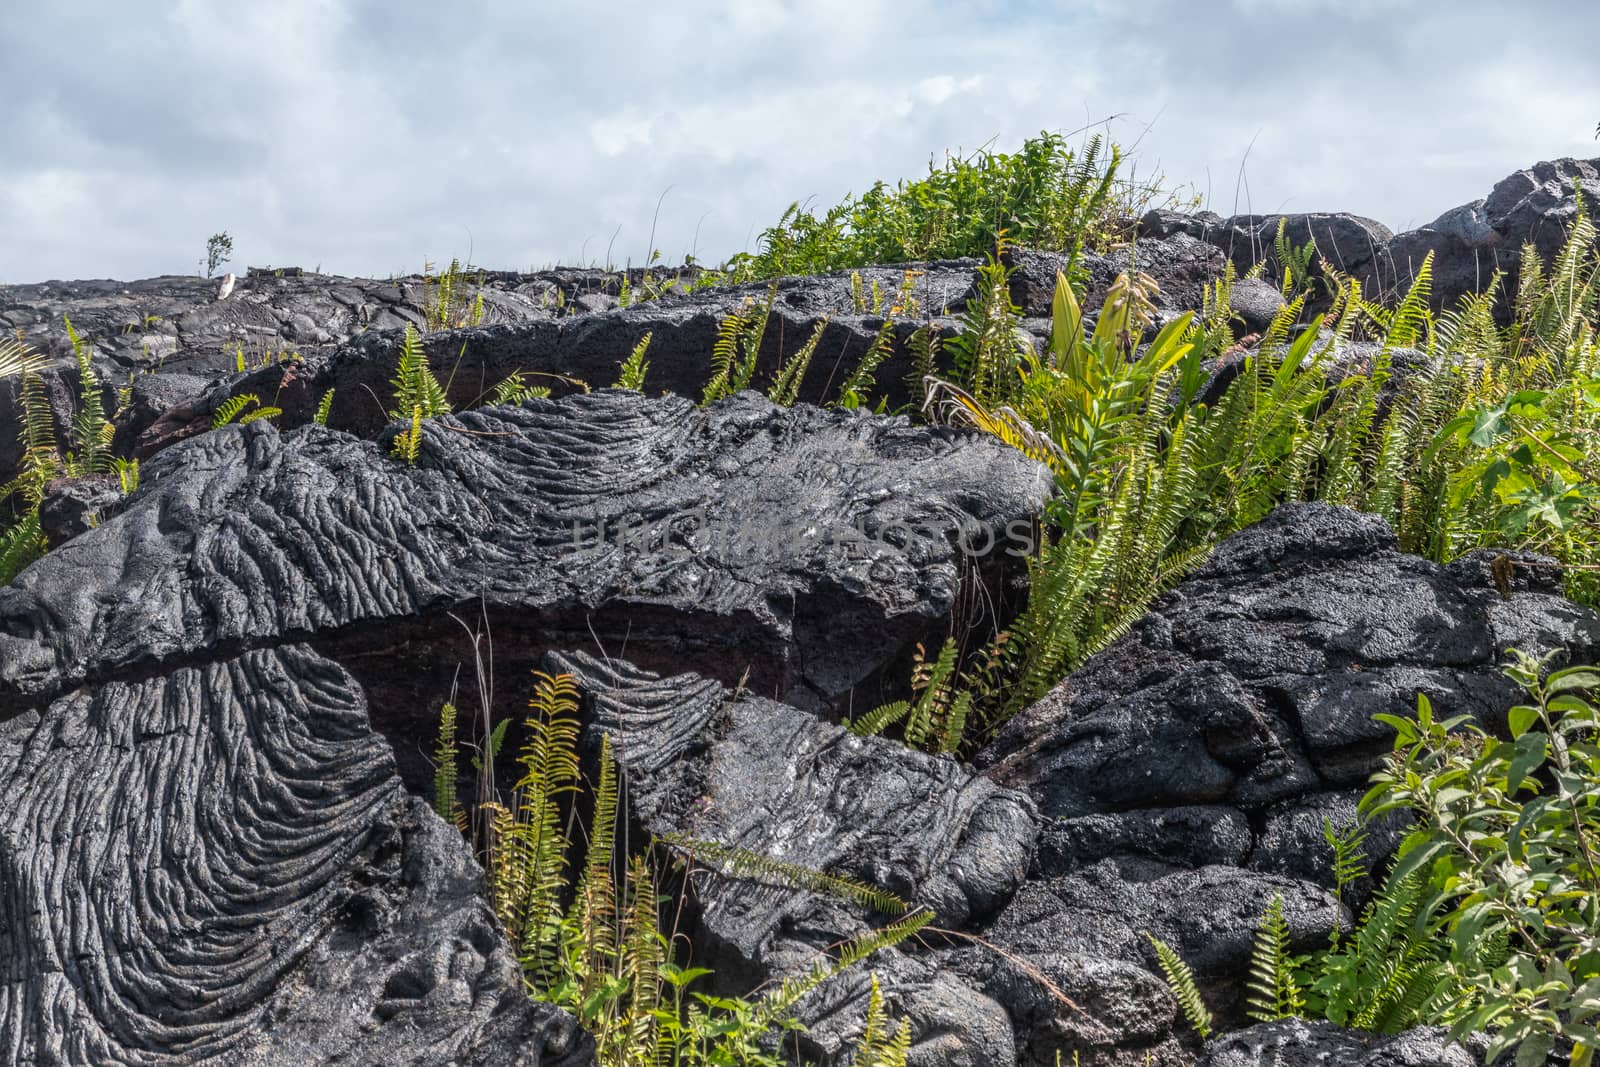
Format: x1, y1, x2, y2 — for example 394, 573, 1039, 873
1549, 670, 1600, 696
1387, 838, 1450, 887
1507, 731, 1549, 795
1509, 703, 1542, 739
1515, 1031, 1554, 1067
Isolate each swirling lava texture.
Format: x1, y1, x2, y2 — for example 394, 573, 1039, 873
0, 392, 1050, 713
0, 646, 586, 1065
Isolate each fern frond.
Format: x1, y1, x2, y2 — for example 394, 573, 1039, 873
237, 405, 281, 425
849, 700, 911, 739
853, 974, 912, 1067
0, 335, 44, 381
752, 909, 933, 1028
729, 283, 778, 395
64, 317, 110, 475
1246, 895, 1304, 1022
388, 324, 451, 421
212, 393, 261, 429
769, 316, 829, 407
837, 315, 897, 410
313, 388, 335, 425
0, 512, 44, 586
432, 703, 465, 832
489, 371, 551, 406
500, 670, 583, 985
623, 854, 663, 1049
702, 300, 750, 405
660, 834, 908, 915
1147, 934, 1213, 1038
616, 331, 653, 391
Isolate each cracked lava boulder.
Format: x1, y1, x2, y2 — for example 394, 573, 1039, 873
0, 390, 1048, 1064
542, 503, 1599, 1066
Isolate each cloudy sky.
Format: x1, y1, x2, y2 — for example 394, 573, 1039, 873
3, 0, 1596, 283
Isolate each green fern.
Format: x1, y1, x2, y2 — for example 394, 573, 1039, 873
616, 331, 653, 391
853, 975, 912, 1067
212, 393, 265, 429
751, 909, 934, 1029
491, 670, 583, 984
0, 512, 44, 586
1322, 817, 1369, 942
903, 322, 942, 410
392, 405, 425, 465
949, 240, 1029, 408
388, 324, 451, 422
731, 283, 778, 395
489, 371, 551, 406
1273, 217, 1318, 300
113, 457, 140, 496
850, 638, 967, 754
1312, 867, 1444, 1032
702, 285, 778, 405
768, 316, 829, 407
661, 833, 908, 915
703, 301, 752, 405
64, 317, 111, 475
239, 404, 281, 425
313, 388, 336, 426
836, 315, 897, 410
1246, 895, 1305, 1022
432, 703, 464, 831
1146, 934, 1213, 1038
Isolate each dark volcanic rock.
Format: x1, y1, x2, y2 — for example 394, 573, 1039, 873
1201, 1018, 1479, 1067
1226, 276, 1285, 334
0, 643, 590, 1065
546, 649, 1035, 1066
545, 649, 1201, 1067
0, 390, 1047, 1065
0, 267, 555, 511
37, 473, 125, 548
959, 502, 1599, 1051
552, 648, 1038, 936
81, 259, 984, 476
1140, 211, 1391, 287
1005, 235, 1227, 327
985, 860, 1342, 978
0, 390, 1049, 787
980, 503, 1600, 821
1362, 157, 1600, 315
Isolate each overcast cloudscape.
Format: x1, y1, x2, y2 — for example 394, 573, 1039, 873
3, 0, 1597, 282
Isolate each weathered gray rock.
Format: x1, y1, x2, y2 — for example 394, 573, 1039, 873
1227, 275, 1285, 334
68, 259, 986, 478
980, 503, 1600, 821
984, 860, 1343, 979
0, 266, 550, 508
1004, 235, 1227, 327
964, 502, 1599, 1052
984, 950, 1193, 1067
1138, 209, 1227, 244
2, 390, 1049, 787
0, 643, 591, 1065
544, 648, 1215, 1066
0, 389, 1048, 1064
1035, 806, 1252, 877
1362, 157, 1600, 315
1201, 1018, 1480, 1067
545, 648, 1036, 1067
1140, 212, 1392, 287
37, 473, 125, 548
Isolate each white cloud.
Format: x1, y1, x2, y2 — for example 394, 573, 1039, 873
0, 0, 1596, 280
